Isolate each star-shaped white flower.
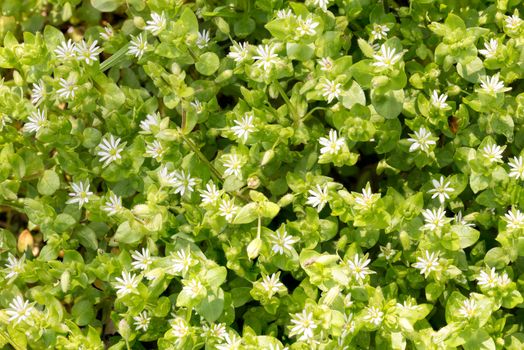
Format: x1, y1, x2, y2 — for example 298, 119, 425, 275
223, 153, 244, 178
231, 113, 255, 142
66, 180, 93, 208
23, 109, 48, 133
56, 76, 78, 100
260, 273, 285, 298
476, 267, 499, 288
145, 140, 165, 160
363, 306, 384, 326
319, 129, 345, 155
289, 309, 317, 341
97, 135, 125, 168
200, 182, 222, 205
268, 227, 299, 255
479, 39, 498, 58
74, 39, 101, 65
171, 170, 197, 196
103, 193, 123, 216
427, 176, 454, 204
140, 112, 162, 134
196, 30, 211, 49
6, 296, 34, 325
503, 208, 524, 230
228, 42, 250, 63
372, 45, 403, 68
422, 207, 449, 230
458, 298, 477, 318
371, 24, 389, 41
31, 80, 46, 105
407, 127, 437, 153
253, 44, 278, 71
317, 57, 333, 71
306, 184, 329, 212
296, 17, 319, 37
54, 39, 76, 60
219, 198, 238, 222
133, 311, 151, 331
171, 248, 196, 275
413, 250, 441, 277
479, 74, 511, 94
319, 79, 342, 103
114, 271, 141, 297
508, 156, 524, 180
128, 33, 148, 59
505, 14, 522, 31
346, 254, 375, 282
131, 248, 154, 271
145, 12, 167, 36
430, 90, 449, 110
4, 253, 25, 280
481, 144, 505, 163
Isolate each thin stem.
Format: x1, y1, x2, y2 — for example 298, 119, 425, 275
273, 81, 300, 127
179, 133, 223, 182
100, 44, 130, 72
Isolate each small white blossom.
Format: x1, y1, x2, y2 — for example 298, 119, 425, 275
413, 251, 441, 277
31, 80, 45, 105
296, 17, 319, 37
145, 12, 167, 36
191, 99, 204, 113
97, 135, 125, 168
196, 30, 210, 49
66, 180, 93, 208
378, 243, 397, 260
200, 182, 222, 205
508, 156, 524, 180
371, 24, 389, 41
0, 113, 11, 129
23, 109, 48, 133
269, 227, 299, 255
481, 144, 505, 163
170, 317, 190, 338
306, 184, 329, 212
253, 44, 278, 71
479, 74, 511, 94
140, 112, 162, 134
145, 140, 165, 160
346, 254, 375, 282
372, 45, 403, 68
363, 306, 384, 326
103, 193, 123, 216
4, 253, 25, 280
260, 273, 284, 298
354, 186, 380, 210
422, 207, 449, 230
223, 154, 244, 178
276, 9, 294, 19
289, 309, 317, 341
131, 248, 154, 271
503, 208, 524, 230
182, 278, 204, 295
231, 113, 255, 142
479, 39, 498, 58
319, 78, 342, 103
319, 129, 345, 155
56, 76, 78, 100
458, 298, 477, 318
498, 272, 511, 287
505, 14, 522, 31
6, 296, 34, 325
477, 268, 499, 288
454, 211, 475, 227
133, 311, 151, 331
202, 323, 227, 340
216, 333, 242, 350
228, 42, 250, 63
54, 39, 76, 60
171, 248, 195, 275
219, 198, 238, 222
114, 271, 141, 296
318, 57, 333, 71
428, 176, 454, 203
99, 26, 114, 41
312, 0, 330, 11
407, 127, 437, 153
75, 40, 101, 65
430, 90, 449, 110
172, 170, 197, 196
128, 33, 148, 59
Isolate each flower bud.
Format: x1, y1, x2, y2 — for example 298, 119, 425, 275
61, 270, 71, 293
247, 238, 262, 260
118, 319, 131, 340
17, 229, 34, 253
261, 149, 275, 166
133, 16, 146, 29
277, 193, 294, 207
322, 286, 340, 306
247, 176, 260, 189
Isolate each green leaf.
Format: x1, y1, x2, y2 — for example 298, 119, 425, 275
286, 43, 314, 61
371, 89, 404, 119
341, 81, 366, 109
451, 225, 480, 248
37, 169, 60, 196
74, 226, 98, 250
233, 202, 258, 224
195, 52, 220, 76
90, 0, 123, 12
196, 289, 225, 323
484, 247, 510, 268
113, 221, 144, 245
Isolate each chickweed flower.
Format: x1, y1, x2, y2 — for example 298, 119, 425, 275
479, 74, 511, 94
289, 309, 317, 341
346, 254, 375, 282
505, 14, 522, 31
458, 298, 477, 318
6, 296, 34, 325
372, 44, 403, 68
479, 39, 498, 58
145, 140, 165, 160
306, 184, 329, 212
477, 267, 499, 288
114, 271, 141, 297
363, 306, 384, 326
145, 12, 167, 35
196, 30, 210, 49
200, 182, 222, 205
131, 248, 154, 271
66, 180, 93, 208
223, 153, 244, 178
370, 24, 389, 41
312, 0, 331, 11
99, 26, 114, 41
508, 156, 524, 180
354, 185, 380, 210
231, 112, 255, 142
422, 207, 449, 230
31, 80, 45, 105
54, 39, 76, 60
228, 42, 250, 63
318, 129, 345, 155
296, 17, 319, 37
56, 76, 78, 100
23, 109, 48, 133
276, 9, 294, 19
481, 144, 505, 163
4, 253, 25, 280
503, 208, 524, 230
128, 33, 148, 59
407, 127, 437, 153
74, 39, 101, 65
253, 44, 278, 71
103, 193, 123, 216
133, 311, 151, 331
219, 198, 238, 222
171, 248, 195, 275
413, 251, 441, 277
260, 273, 285, 298
428, 176, 454, 204
268, 227, 299, 255
430, 90, 449, 110
172, 170, 197, 196
454, 211, 475, 227
97, 135, 125, 168
319, 79, 342, 103
318, 57, 333, 71
140, 112, 162, 134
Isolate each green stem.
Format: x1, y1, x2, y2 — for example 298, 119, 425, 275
100, 44, 130, 72
179, 133, 223, 183
273, 81, 300, 127
257, 215, 262, 239
0, 330, 24, 350
302, 106, 327, 123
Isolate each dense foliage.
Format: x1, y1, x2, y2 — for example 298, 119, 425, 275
1, 0, 524, 349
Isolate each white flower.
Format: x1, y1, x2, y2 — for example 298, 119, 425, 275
378, 242, 397, 260
182, 278, 204, 294
498, 272, 511, 287
346, 254, 375, 282
128, 33, 148, 59
202, 323, 227, 340
145, 12, 167, 36
133, 311, 151, 331
171, 248, 195, 274
407, 127, 436, 153
363, 306, 384, 326
219, 198, 238, 222
200, 182, 222, 205
481, 144, 505, 163
66, 180, 93, 208
372, 45, 403, 68
296, 17, 319, 37
157, 166, 177, 187
231, 113, 255, 142
413, 251, 441, 277
23, 109, 48, 133
458, 298, 477, 318
312, 0, 330, 11
216, 333, 242, 350
228, 42, 250, 63
307, 184, 329, 212
253, 44, 278, 71
97, 135, 125, 167
75, 39, 101, 65
140, 112, 162, 134
477, 268, 499, 288
479, 74, 511, 94
422, 207, 448, 230
223, 153, 244, 178
172, 170, 197, 196
371, 24, 389, 41
503, 208, 524, 230
428, 176, 454, 204
354, 186, 380, 210
318, 57, 333, 71
131, 248, 154, 271
319, 129, 345, 154
4, 253, 25, 280
56, 76, 78, 100
289, 309, 317, 341
319, 79, 342, 103
31, 80, 45, 105
170, 317, 190, 338
100, 26, 114, 41
479, 39, 498, 58
103, 193, 123, 216
114, 271, 141, 296
276, 9, 294, 19
0, 113, 11, 130
191, 99, 204, 113
260, 273, 284, 298
508, 156, 524, 180
6, 296, 34, 325
505, 14, 522, 31
54, 39, 76, 60
268, 227, 299, 255
196, 30, 210, 49
145, 140, 165, 160
454, 211, 475, 227
430, 90, 449, 110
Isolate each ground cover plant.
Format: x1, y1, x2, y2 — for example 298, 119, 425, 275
0, 0, 524, 348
